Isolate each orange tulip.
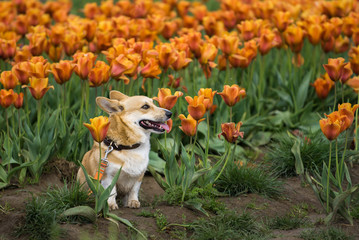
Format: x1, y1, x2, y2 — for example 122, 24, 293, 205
198, 88, 217, 111
0, 39, 16, 59
0, 89, 15, 108
338, 103, 359, 131
178, 114, 205, 137
83, 116, 110, 143
185, 95, 207, 120
349, 46, 359, 75
219, 35, 239, 57
47, 44, 63, 62
13, 92, 24, 109
88, 61, 110, 87
0, 71, 19, 89
166, 119, 173, 133
13, 46, 32, 63
23, 77, 54, 100
26, 32, 47, 56
323, 57, 351, 82
218, 84, 246, 107
12, 61, 32, 85
237, 20, 260, 41
51, 60, 75, 85
283, 25, 304, 53
153, 88, 183, 110
346, 76, 359, 93
319, 117, 342, 141
73, 52, 97, 80
62, 31, 83, 56
306, 24, 323, 45
171, 51, 192, 71
187, 31, 202, 58
157, 43, 177, 72
140, 58, 161, 79
310, 74, 334, 99
273, 11, 292, 32
218, 122, 244, 143
48, 24, 65, 46
199, 43, 218, 65
258, 29, 277, 55
29, 58, 51, 79
228, 40, 257, 69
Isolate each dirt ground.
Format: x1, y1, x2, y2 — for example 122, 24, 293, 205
1, 160, 359, 240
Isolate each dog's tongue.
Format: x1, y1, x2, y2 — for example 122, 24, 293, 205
159, 123, 170, 132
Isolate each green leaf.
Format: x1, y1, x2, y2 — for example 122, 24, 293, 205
107, 213, 147, 240
60, 206, 96, 223
291, 138, 304, 175
149, 151, 166, 174
296, 70, 312, 110
324, 185, 358, 225
79, 161, 97, 194
184, 199, 209, 217
251, 131, 272, 147
98, 167, 122, 213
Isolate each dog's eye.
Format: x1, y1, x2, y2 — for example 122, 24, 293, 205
141, 104, 150, 110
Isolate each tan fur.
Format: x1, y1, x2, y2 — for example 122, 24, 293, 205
77, 91, 171, 210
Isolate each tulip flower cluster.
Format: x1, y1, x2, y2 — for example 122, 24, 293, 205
320, 103, 359, 141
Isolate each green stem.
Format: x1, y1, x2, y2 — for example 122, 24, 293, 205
79, 80, 85, 126
229, 106, 233, 123
335, 139, 342, 192
37, 100, 41, 136
333, 83, 337, 111
356, 93, 359, 151
5, 108, 9, 139
190, 129, 198, 163
204, 112, 210, 168
339, 130, 349, 190
326, 141, 332, 213
63, 83, 67, 121
213, 143, 234, 183
341, 82, 344, 104
98, 142, 102, 191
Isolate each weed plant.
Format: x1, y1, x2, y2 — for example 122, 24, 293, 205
162, 185, 227, 214
267, 214, 309, 230
266, 131, 359, 177
300, 227, 353, 240
214, 162, 282, 198
16, 197, 60, 240
190, 211, 268, 240
17, 182, 94, 239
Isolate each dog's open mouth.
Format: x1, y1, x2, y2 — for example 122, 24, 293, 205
139, 120, 169, 132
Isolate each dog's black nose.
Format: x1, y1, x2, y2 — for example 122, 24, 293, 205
165, 110, 172, 118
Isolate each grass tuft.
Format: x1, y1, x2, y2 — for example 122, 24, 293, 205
190, 211, 268, 240
267, 214, 309, 230
16, 197, 60, 240
162, 185, 227, 214
214, 162, 282, 198
266, 131, 359, 177
300, 227, 353, 240
16, 181, 94, 239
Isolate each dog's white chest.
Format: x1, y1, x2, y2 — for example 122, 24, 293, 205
106, 143, 150, 177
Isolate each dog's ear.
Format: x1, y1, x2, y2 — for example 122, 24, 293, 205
96, 97, 124, 114
110, 91, 129, 102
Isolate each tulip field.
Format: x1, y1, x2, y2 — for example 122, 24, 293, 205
2, 0, 359, 239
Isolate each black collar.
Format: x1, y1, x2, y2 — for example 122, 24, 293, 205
103, 137, 141, 151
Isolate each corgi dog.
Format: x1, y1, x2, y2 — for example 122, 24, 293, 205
77, 91, 172, 210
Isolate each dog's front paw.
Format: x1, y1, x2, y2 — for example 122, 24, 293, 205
127, 200, 140, 209
109, 202, 119, 211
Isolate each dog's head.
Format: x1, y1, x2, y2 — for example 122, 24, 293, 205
96, 91, 172, 134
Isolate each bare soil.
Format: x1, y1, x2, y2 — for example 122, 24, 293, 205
1, 160, 359, 240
